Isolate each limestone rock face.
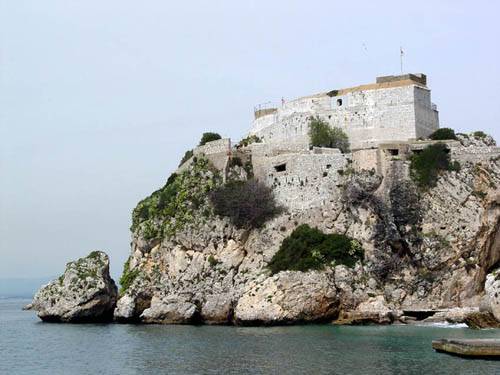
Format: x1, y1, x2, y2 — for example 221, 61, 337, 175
234, 271, 339, 325
201, 295, 233, 324
484, 268, 500, 321
140, 296, 197, 324
117, 139, 500, 325
33, 251, 117, 322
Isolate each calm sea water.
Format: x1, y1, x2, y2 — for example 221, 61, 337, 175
2, 299, 500, 375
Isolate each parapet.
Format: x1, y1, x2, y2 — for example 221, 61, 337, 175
376, 73, 427, 86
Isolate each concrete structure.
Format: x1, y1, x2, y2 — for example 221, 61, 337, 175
249, 73, 439, 150
432, 339, 500, 358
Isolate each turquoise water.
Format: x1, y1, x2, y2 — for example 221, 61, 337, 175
2, 299, 500, 374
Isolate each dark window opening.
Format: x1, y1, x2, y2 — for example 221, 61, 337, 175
326, 164, 332, 169
274, 164, 286, 172
337, 99, 343, 107
389, 149, 399, 156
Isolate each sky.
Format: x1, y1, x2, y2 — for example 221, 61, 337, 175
1, 0, 499, 281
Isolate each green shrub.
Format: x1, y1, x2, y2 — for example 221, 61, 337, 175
231, 157, 243, 167
199, 132, 222, 146
410, 143, 460, 188
210, 180, 282, 228
119, 257, 140, 296
207, 255, 218, 267
308, 117, 349, 152
130, 158, 221, 237
268, 224, 363, 275
473, 131, 488, 139
429, 128, 457, 141
239, 135, 261, 146
179, 149, 193, 167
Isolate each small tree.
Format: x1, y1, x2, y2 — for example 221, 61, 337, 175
429, 128, 457, 141
210, 180, 282, 228
308, 117, 349, 152
410, 143, 460, 188
199, 132, 222, 146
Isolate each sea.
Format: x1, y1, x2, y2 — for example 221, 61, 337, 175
2, 298, 500, 374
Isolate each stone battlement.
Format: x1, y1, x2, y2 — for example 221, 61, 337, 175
249, 73, 439, 150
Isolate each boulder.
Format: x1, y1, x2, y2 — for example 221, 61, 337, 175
32, 251, 117, 323
465, 269, 500, 328
201, 295, 233, 324
234, 271, 339, 325
464, 311, 500, 329
484, 268, 500, 321
140, 296, 198, 324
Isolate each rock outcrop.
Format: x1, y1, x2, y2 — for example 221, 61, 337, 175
466, 267, 500, 328
115, 133, 500, 325
33, 251, 118, 322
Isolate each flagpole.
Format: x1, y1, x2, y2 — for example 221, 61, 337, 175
400, 46, 403, 74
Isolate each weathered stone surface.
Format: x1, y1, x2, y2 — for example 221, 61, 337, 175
234, 271, 339, 325
33, 251, 117, 323
484, 268, 500, 321
465, 311, 500, 329
22, 303, 34, 310
334, 311, 393, 325
432, 339, 500, 357
117, 136, 500, 325
140, 296, 197, 324
201, 295, 233, 324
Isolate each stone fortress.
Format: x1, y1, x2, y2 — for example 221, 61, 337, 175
179, 73, 498, 210
249, 73, 439, 150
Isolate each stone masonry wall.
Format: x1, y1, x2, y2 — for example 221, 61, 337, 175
249, 84, 439, 150
194, 138, 231, 156
252, 148, 347, 211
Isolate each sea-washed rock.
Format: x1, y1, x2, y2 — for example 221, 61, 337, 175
140, 296, 197, 324
234, 271, 339, 325
32, 251, 117, 323
201, 295, 233, 324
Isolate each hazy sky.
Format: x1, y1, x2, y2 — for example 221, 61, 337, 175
1, 0, 499, 281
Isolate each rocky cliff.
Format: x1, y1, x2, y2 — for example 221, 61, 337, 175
111, 133, 500, 326
33, 251, 117, 322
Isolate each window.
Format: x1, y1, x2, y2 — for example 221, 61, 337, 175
337, 99, 343, 107
274, 164, 286, 172
389, 149, 399, 156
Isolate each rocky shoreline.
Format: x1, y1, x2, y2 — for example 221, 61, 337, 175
30, 133, 500, 328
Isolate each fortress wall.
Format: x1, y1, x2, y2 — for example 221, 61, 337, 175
249, 142, 310, 157
249, 84, 437, 150
249, 111, 312, 145
252, 113, 276, 133
352, 149, 380, 172
324, 85, 417, 149
451, 146, 500, 164
194, 138, 231, 156
253, 152, 347, 211
414, 86, 439, 139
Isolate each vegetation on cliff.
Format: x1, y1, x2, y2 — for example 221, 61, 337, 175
131, 157, 222, 238
239, 135, 261, 146
410, 143, 460, 188
210, 180, 282, 228
268, 224, 363, 275
429, 127, 457, 141
199, 132, 221, 146
119, 257, 139, 297
308, 117, 349, 152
